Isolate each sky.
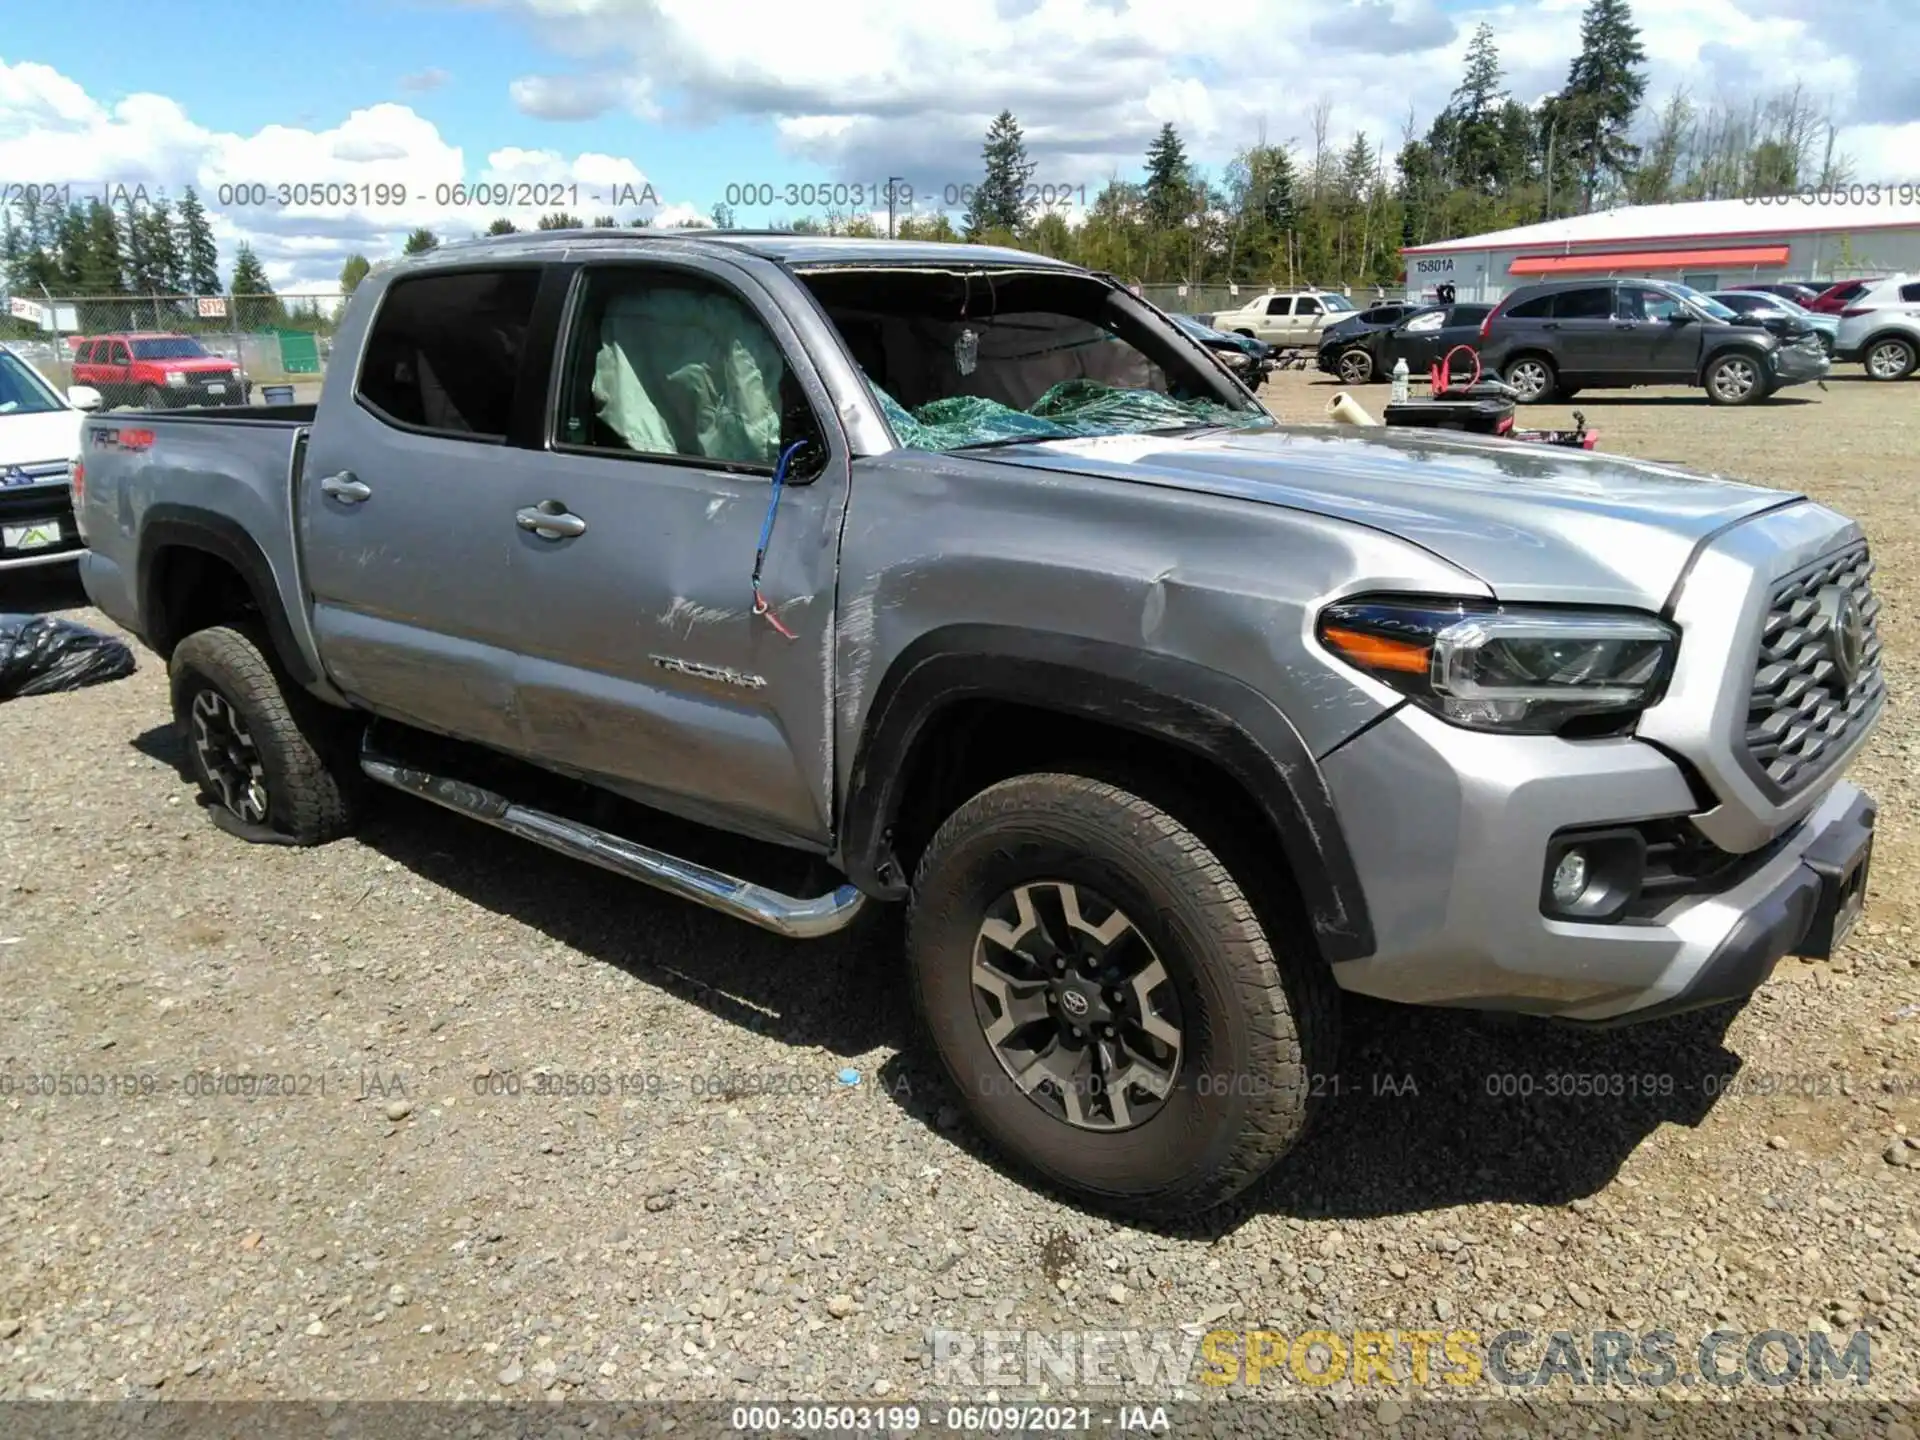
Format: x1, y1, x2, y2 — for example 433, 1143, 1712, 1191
2, 0, 1917, 293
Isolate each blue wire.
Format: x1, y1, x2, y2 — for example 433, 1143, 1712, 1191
752, 439, 809, 592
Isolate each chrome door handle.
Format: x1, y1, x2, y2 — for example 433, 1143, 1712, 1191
516, 503, 587, 539
319, 472, 371, 503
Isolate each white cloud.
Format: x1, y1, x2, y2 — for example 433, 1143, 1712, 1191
478, 0, 1919, 202
0, 57, 689, 290
398, 68, 451, 93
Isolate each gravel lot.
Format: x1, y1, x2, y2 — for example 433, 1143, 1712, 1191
3, 369, 1919, 1424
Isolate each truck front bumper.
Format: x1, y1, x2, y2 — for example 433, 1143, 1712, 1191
1319, 703, 1875, 1024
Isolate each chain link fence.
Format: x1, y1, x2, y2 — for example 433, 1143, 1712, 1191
3, 293, 343, 402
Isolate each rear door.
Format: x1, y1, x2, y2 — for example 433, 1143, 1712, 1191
1544, 285, 1618, 380
1251, 296, 1290, 344
1615, 285, 1699, 381
1286, 295, 1328, 347
501, 257, 848, 847
298, 264, 545, 751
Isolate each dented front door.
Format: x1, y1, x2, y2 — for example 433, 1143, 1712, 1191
504, 258, 848, 850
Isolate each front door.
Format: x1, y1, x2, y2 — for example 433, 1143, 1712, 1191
1615, 285, 1699, 382
504, 258, 847, 849
299, 264, 545, 752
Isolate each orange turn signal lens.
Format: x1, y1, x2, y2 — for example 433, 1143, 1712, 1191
1320, 624, 1431, 675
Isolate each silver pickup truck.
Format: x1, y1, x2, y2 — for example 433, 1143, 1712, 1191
74, 232, 1882, 1218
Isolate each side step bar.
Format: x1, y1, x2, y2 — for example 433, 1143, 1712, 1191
358, 742, 868, 940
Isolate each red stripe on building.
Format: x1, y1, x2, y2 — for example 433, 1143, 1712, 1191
1507, 245, 1792, 275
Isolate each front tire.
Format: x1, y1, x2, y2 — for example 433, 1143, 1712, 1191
907, 773, 1335, 1219
1337, 348, 1375, 384
1865, 336, 1918, 382
1704, 351, 1767, 405
169, 625, 359, 845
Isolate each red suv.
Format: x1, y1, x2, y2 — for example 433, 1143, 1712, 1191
70, 333, 249, 409
1805, 279, 1878, 315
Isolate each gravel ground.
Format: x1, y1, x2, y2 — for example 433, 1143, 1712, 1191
3, 370, 1919, 1426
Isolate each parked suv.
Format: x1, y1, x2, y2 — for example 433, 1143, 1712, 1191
1833, 275, 1920, 382
1478, 278, 1828, 405
1208, 289, 1359, 347
70, 333, 249, 409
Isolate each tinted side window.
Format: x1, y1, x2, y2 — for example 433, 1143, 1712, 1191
1553, 287, 1613, 319
1900, 283, 1920, 303
75, 342, 95, 364
1503, 294, 1554, 319
1617, 286, 1684, 321
555, 266, 819, 470
1294, 297, 1323, 316
1449, 305, 1492, 326
111, 343, 131, 365
356, 269, 541, 438
1264, 297, 1289, 315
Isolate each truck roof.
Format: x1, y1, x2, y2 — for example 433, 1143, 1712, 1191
397, 230, 1083, 273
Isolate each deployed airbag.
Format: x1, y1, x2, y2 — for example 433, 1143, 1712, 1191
0, 614, 136, 701
595, 287, 784, 465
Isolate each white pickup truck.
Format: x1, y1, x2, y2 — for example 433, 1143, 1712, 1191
1207, 289, 1359, 347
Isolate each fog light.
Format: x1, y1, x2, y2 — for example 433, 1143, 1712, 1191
1550, 849, 1590, 908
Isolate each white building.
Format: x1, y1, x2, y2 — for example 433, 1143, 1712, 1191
1401, 195, 1920, 303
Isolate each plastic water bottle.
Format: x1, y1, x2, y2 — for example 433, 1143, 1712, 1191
1391, 357, 1411, 405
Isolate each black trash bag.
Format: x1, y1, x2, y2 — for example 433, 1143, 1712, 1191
0, 614, 136, 701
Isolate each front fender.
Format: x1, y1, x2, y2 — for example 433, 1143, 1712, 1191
838, 624, 1376, 963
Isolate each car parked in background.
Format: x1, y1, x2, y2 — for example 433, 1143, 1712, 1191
1169, 312, 1275, 385
0, 343, 100, 573
1729, 281, 1823, 309
1317, 303, 1492, 384
1207, 289, 1358, 347
70, 333, 249, 409
1477, 277, 1828, 405
1708, 290, 1839, 354
1834, 275, 1920, 381
1805, 279, 1878, 315
1320, 301, 1427, 344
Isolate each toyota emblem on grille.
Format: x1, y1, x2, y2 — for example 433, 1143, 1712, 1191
1820, 584, 1867, 687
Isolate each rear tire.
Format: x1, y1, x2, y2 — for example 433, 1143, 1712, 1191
141, 384, 164, 411
169, 625, 360, 845
1704, 351, 1767, 405
1864, 336, 1917, 382
906, 773, 1336, 1220
1503, 354, 1557, 404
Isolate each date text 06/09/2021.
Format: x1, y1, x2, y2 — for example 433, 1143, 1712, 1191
728, 1404, 1173, 1433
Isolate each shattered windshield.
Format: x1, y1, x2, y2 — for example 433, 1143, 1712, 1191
800, 266, 1275, 452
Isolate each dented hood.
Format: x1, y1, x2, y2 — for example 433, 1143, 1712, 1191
975, 423, 1800, 610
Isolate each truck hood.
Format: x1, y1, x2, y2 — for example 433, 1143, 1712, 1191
0, 409, 83, 470
155, 357, 240, 374
976, 424, 1799, 609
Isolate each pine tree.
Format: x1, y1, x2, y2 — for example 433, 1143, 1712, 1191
229, 243, 273, 296
709, 202, 736, 230
175, 187, 221, 295
340, 254, 371, 294
1442, 24, 1512, 195
1143, 122, 1191, 228
79, 200, 127, 293
535, 212, 581, 230
590, 213, 617, 228
402, 228, 440, 254
485, 218, 518, 235
1550, 0, 1649, 210
138, 198, 183, 294
963, 110, 1036, 238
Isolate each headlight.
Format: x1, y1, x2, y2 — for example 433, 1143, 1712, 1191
1316, 597, 1677, 734
165, 371, 187, 386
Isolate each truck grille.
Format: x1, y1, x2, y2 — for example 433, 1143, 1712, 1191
1744, 542, 1883, 794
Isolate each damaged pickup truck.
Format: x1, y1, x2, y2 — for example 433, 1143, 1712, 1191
75, 232, 1882, 1218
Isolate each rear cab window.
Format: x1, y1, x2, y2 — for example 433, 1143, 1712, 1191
355, 268, 542, 440
1900, 283, 1920, 304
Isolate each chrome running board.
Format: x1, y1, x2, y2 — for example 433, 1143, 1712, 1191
359, 741, 867, 940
